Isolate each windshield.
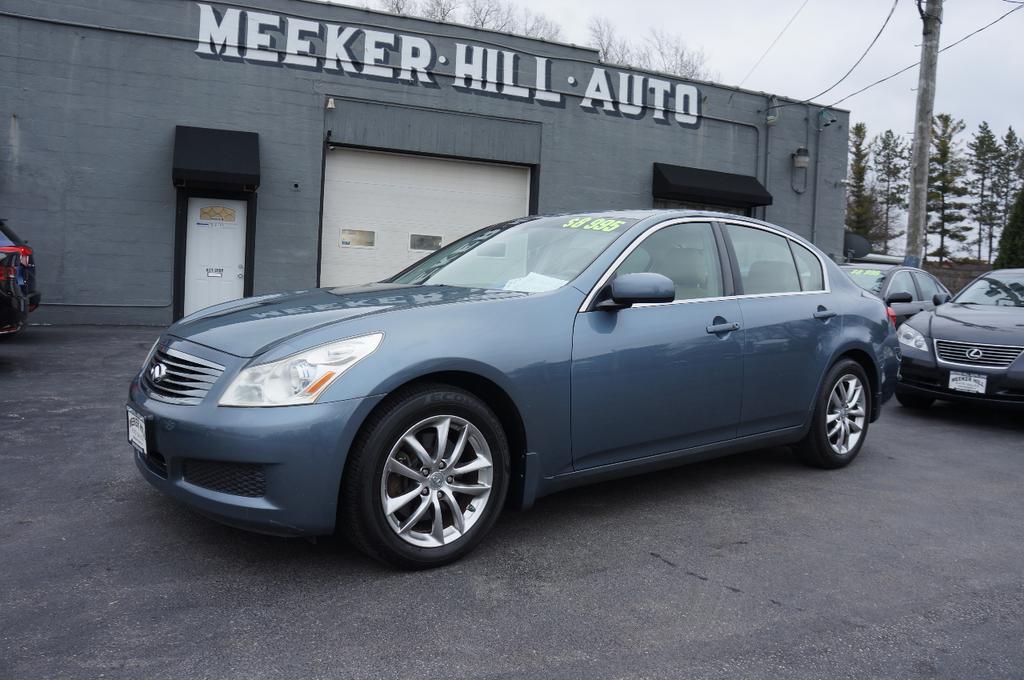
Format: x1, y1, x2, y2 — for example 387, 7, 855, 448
955, 272, 1024, 307
842, 267, 888, 295
390, 215, 637, 293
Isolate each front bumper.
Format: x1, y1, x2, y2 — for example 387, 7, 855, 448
128, 344, 383, 536
897, 347, 1024, 407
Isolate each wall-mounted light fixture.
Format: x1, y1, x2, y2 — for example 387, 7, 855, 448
326, 97, 336, 110
792, 147, 810, 169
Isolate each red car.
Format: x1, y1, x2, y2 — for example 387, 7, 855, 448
0, 219, 40, 335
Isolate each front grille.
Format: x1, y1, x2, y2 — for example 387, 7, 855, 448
934, 339, 1024, 368
143, 347, 225, 405
183, 459, 266, 498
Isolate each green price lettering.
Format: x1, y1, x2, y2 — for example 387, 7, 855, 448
562, 216, 627, 232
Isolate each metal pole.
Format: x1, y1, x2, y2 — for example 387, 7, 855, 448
904, 0, 943, 267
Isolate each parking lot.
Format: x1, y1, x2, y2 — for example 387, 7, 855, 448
1, 325, 1022, 679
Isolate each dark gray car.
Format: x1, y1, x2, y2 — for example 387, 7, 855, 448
127, 211, 899, 568
840, 263, 951, 325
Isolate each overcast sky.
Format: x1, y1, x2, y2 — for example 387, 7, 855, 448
509, 0, 1023, 143
338, 0, 1024, 145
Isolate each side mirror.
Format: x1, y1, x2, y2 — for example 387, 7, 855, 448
596, 272, 675, 310
885, 291, 913, 305
933, 292, 951, 306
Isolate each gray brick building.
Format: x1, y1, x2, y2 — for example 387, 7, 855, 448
1, 0, 850, 325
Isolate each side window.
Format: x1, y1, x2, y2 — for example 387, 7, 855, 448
790, 241, 825, 291
616, 222, 723, 300
913, 272, 942, 300
726, 224, 801, 294
887, 271, 917, 299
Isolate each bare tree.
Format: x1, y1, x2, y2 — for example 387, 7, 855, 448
420, 0, 459, 22
642, 29, 716, 81
378, 0, 417, 14
464, 0, 517, 32
517, 8, 562, 41
589, 17, 715, 80
587, 16, 636, 65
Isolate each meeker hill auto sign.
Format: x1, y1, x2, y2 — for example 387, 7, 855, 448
194, 3, 703, 128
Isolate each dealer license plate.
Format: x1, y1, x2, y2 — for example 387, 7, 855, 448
126, 406, 148, 455
948, 371, 987, 394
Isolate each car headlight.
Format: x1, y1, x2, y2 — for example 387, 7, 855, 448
896, 323, 929, 352
219, 333, 383, 407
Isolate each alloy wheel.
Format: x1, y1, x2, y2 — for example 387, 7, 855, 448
826, 373, 867, 455
380, 415, 494, 548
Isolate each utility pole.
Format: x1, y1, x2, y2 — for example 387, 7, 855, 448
904, 0, 943, 267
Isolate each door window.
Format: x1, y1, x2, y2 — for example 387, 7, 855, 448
726, 224, 801, 294
887, 271, 918, 300
790, 241, 825, 291
616, 222, 723, 300
912, 272, 943, 300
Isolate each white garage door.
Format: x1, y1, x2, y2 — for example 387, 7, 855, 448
320, 149, 531, 287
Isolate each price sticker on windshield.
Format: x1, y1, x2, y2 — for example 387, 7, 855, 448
562, 216, 628, 232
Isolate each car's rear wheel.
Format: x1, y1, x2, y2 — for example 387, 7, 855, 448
895, 392, 935, 409
339, 384, 509, 569
795, 359, 871, 469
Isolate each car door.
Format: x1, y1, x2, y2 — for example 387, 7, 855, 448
912, 270, 947, 312
722, 222, 840, 436
885, 270, 923, 325
571, 220, 743, 470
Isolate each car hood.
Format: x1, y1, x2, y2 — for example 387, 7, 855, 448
168, 284, 527, 357
923, 303, 1024, 344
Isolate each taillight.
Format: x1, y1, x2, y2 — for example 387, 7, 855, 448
0, 245, 31, 266
886, 306, 897, 328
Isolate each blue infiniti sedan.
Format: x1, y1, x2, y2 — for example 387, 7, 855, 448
127, 211, 899, 568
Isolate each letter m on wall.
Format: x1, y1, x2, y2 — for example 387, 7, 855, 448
195, 3, 242, 58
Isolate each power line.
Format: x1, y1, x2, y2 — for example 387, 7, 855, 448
828, 2, 1024, 108
733, 0, 811, 93
800, 0, 899, 103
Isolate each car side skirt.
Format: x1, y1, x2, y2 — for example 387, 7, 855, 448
523, 425, 806, 507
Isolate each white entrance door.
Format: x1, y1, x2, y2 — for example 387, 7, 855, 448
184, 197, 247, 315
320, 149, 531, 287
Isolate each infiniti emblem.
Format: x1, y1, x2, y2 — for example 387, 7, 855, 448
149, 362, 168, 383
966, 348, 984, 360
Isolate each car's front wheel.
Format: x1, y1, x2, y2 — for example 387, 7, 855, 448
339, 384, 510, 569
795, 359, 871, 469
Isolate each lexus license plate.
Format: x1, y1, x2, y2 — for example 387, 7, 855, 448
948, 371, 987, 394
126, 406, 148, 455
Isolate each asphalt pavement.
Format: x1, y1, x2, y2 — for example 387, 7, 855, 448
2, 325, 1022, 679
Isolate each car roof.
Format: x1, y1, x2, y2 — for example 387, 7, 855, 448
548, 210, 811, 242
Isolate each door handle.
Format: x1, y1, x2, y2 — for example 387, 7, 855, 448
706, 321, 740, 334
813, 308, 837, 320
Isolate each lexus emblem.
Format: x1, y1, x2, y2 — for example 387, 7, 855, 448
149, 362, 168, 383
966, 348, 984, 360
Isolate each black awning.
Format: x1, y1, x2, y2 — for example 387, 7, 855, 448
172, 126, 260, 191
652, 163, 772, 208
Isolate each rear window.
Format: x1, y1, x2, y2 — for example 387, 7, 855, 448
843, 267, 887, 295
726, 224, 801, 294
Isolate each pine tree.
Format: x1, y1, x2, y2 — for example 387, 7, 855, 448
845, 122, 877, 241
991, 127, 1023, 263
871, 130, 910, 254
994, 188, 1024, 268
967, 122, 1001, 262
926, 114, 971, 264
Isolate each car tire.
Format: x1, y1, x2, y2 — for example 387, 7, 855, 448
895, 392, 935, 409
795, 359, 872, 470
339, 383, 510, 569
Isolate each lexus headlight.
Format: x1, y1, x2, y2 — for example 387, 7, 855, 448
220, 333, 383, 407
896, 323, 928, 352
